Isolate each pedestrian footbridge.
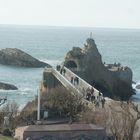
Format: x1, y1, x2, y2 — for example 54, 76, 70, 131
43, 66, 101, 103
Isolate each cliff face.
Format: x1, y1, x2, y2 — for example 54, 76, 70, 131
0, 48, 51, 68
64, 38, 133, 100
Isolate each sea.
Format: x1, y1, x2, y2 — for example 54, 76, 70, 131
0, 25, 140, 109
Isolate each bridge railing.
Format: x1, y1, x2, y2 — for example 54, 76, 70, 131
44, 68, 82, 97
44, 67, 96, 108
64, 67, 100, 98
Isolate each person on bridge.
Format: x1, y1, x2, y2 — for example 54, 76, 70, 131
99, 91, 103, 102
90, 87, 95, 103
101, 97, 106, 108
60, 68, 63, 74
74, 77, 79, 85
91, 87, 94, 94
86, 88, 91, 101
63, 68, 66, 76
95, 96, 100, 107
56, 65, 61, 71
71, 76, 74, 84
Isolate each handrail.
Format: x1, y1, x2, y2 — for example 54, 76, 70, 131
45, 68, 82, 97
44, 67, 101, 108
64, 66, 100, 97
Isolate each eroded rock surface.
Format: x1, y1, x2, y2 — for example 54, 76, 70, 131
64, 38, 133, 100
0, 48, 50, 68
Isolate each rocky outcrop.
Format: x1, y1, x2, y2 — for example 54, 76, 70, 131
0, 82, 18, 90
0, 48, 50, 68
64, 38, 133, 100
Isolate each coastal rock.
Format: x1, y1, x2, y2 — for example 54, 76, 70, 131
64, 38, 133, 100
0, 82, 18, 90
0, 48, 51, 68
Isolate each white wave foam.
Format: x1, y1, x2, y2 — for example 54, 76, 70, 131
133, 82, 140, 91
0, 89, 17, 93
132, 81, 140, 102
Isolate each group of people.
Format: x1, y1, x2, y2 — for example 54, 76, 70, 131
56, 65, 66, 76
57, 65, 80, 86
70, 76, 79, 85
85, 87, 105, 108
56, 64, 106, 108
60, 68, 66, 76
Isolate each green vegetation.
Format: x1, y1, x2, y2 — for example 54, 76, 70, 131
0, 135, 14, 140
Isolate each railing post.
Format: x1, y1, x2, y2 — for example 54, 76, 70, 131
37, 89, 40, 121
37, 89, 42, 125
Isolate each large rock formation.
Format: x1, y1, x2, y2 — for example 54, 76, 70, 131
0, 82, 18, 90
64, 38, 133, 100
0, 48, 50, 68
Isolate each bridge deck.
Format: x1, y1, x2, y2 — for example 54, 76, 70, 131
44, 66, 103, 107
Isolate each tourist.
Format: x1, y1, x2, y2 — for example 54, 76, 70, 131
99, 91, 102, 96
91, 94, 95, 103
90, 87, 95, 103
95, 96, 100, 107
60, 68, 63, 74
71, 76, 74, 84
74, 77, 79, 85
101, 97, 106, 108
86, 88, 91, 101
63, 68, 66, 76
76, 77, 79, 85
91, 87, 94, 94
56, 65, 60, 71
99, 91, 103, 101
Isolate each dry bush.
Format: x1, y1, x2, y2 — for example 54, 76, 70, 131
18, 86, 87, 124
80, 109, 108, 127
0, 102, 19, 130
80, 101, 140, 140
41, 86, 87, 119
18, 98, 38, 125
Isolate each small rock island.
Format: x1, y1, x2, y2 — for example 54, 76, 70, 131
63, 38, 133, 100
0, 82, 18, 90
0, 48, 50, 68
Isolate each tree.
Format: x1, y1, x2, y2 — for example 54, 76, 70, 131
41, 86, 87, 120
0, 102, 19, 129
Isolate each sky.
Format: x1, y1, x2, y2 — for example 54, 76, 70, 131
0, 0, 140, 28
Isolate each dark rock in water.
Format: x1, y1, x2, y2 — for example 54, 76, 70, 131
136, 84, 140, 89
0, 48, 51, 68
0, 82, 18, 90
64, 38, 133, 100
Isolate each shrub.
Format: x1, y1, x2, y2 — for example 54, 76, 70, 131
2, 129, 12, 136
42, 86, 87, 119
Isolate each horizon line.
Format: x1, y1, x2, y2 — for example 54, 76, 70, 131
0, 23, 140, 30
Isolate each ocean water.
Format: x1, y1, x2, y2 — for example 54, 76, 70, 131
0, 25, 140, 108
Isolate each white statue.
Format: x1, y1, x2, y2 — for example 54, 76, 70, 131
4, 116, 9, 128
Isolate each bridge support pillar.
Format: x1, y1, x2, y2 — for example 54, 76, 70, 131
43, 71, 61, 89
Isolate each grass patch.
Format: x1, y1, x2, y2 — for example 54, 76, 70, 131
0, 135, 14, 140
